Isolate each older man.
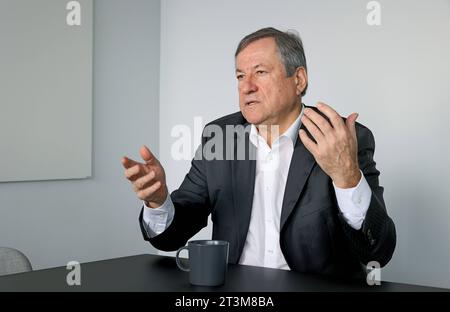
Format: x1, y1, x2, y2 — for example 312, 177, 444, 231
122, 27, 396, 278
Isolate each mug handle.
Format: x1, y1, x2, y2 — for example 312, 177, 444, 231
175, 246, 190, 272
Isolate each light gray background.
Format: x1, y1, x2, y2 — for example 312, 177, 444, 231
1, 0, 449, 290
0, 0, 159, 269
0, 0, 93, 182
159, 0, 450, 288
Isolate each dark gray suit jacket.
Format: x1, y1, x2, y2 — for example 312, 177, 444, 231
139, 106, 396, 278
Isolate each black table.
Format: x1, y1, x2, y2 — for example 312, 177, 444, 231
0, 254, 447, 292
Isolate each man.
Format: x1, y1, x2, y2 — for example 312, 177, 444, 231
122, 27, 396, 278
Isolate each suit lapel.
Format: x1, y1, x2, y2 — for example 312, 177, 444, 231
231, 124, 256, 254
230, 118, 316, 253
280, 123, 316, 230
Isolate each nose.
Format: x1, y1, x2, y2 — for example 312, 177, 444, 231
240, 76, 258, 94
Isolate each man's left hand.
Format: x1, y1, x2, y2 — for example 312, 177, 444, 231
299, 102, 361, 189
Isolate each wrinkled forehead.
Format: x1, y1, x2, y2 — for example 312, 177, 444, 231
235, 38, 282, 72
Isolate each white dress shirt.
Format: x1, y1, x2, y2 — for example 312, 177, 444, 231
142, 106, 372, 270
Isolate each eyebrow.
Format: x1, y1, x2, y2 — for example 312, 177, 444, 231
235, 64, 265, 73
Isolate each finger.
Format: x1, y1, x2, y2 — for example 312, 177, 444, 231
299, 129, 319, 156
140, 145, 156, 164
346, 113, 359, 138
133, 171, 156, 191
125, 164, 146, 181
303, 107, 334, 135
301, 115, 324, 143
137, 181, 162, 201
316, 102, 345, 130
121, 156, 140, 169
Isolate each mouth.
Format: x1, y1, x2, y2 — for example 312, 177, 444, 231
245, 100, 259, 106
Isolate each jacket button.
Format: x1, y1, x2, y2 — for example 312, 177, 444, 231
367, 229, 375, 245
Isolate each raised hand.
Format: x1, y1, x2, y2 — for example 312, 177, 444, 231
299, 102, 361, 188
122, 146, 168, 208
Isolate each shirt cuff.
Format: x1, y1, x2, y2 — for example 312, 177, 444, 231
141, 194, 175, 238
333, 170, 372, 230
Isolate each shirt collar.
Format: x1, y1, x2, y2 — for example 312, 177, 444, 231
249, 103, 305, 147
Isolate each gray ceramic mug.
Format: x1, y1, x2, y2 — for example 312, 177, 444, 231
175, 240, 229, 286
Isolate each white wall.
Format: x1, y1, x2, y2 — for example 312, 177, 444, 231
0, 0, 160, 270
0, 0, 92, 182
159, 0, 450, 288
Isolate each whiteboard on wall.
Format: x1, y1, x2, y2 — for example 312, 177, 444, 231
0, 0, 93, 182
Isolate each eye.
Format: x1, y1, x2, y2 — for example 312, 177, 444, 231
256, 70, 267, 75
236, 74, 244, 80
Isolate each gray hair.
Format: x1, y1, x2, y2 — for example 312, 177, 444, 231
235, 27, 308, 96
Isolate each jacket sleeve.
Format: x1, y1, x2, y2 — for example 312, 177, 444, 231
138, 143, 212, 252
337, 125, 396, 267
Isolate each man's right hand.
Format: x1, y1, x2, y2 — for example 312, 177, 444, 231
122, 145, 168, 208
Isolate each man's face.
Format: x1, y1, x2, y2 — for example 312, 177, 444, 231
235, 37, 304, 127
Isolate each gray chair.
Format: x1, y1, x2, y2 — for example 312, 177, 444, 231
0, 247, 32, 276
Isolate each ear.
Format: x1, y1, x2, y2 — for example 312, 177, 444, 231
294, 67, 308, 96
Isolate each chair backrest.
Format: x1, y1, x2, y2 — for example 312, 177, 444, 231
0, 247, 32, 276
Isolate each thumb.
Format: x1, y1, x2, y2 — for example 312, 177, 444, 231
140, 145, 156, 164
346, 113, 358, 136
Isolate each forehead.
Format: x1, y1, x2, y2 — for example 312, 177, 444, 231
235, 37, 282, 70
